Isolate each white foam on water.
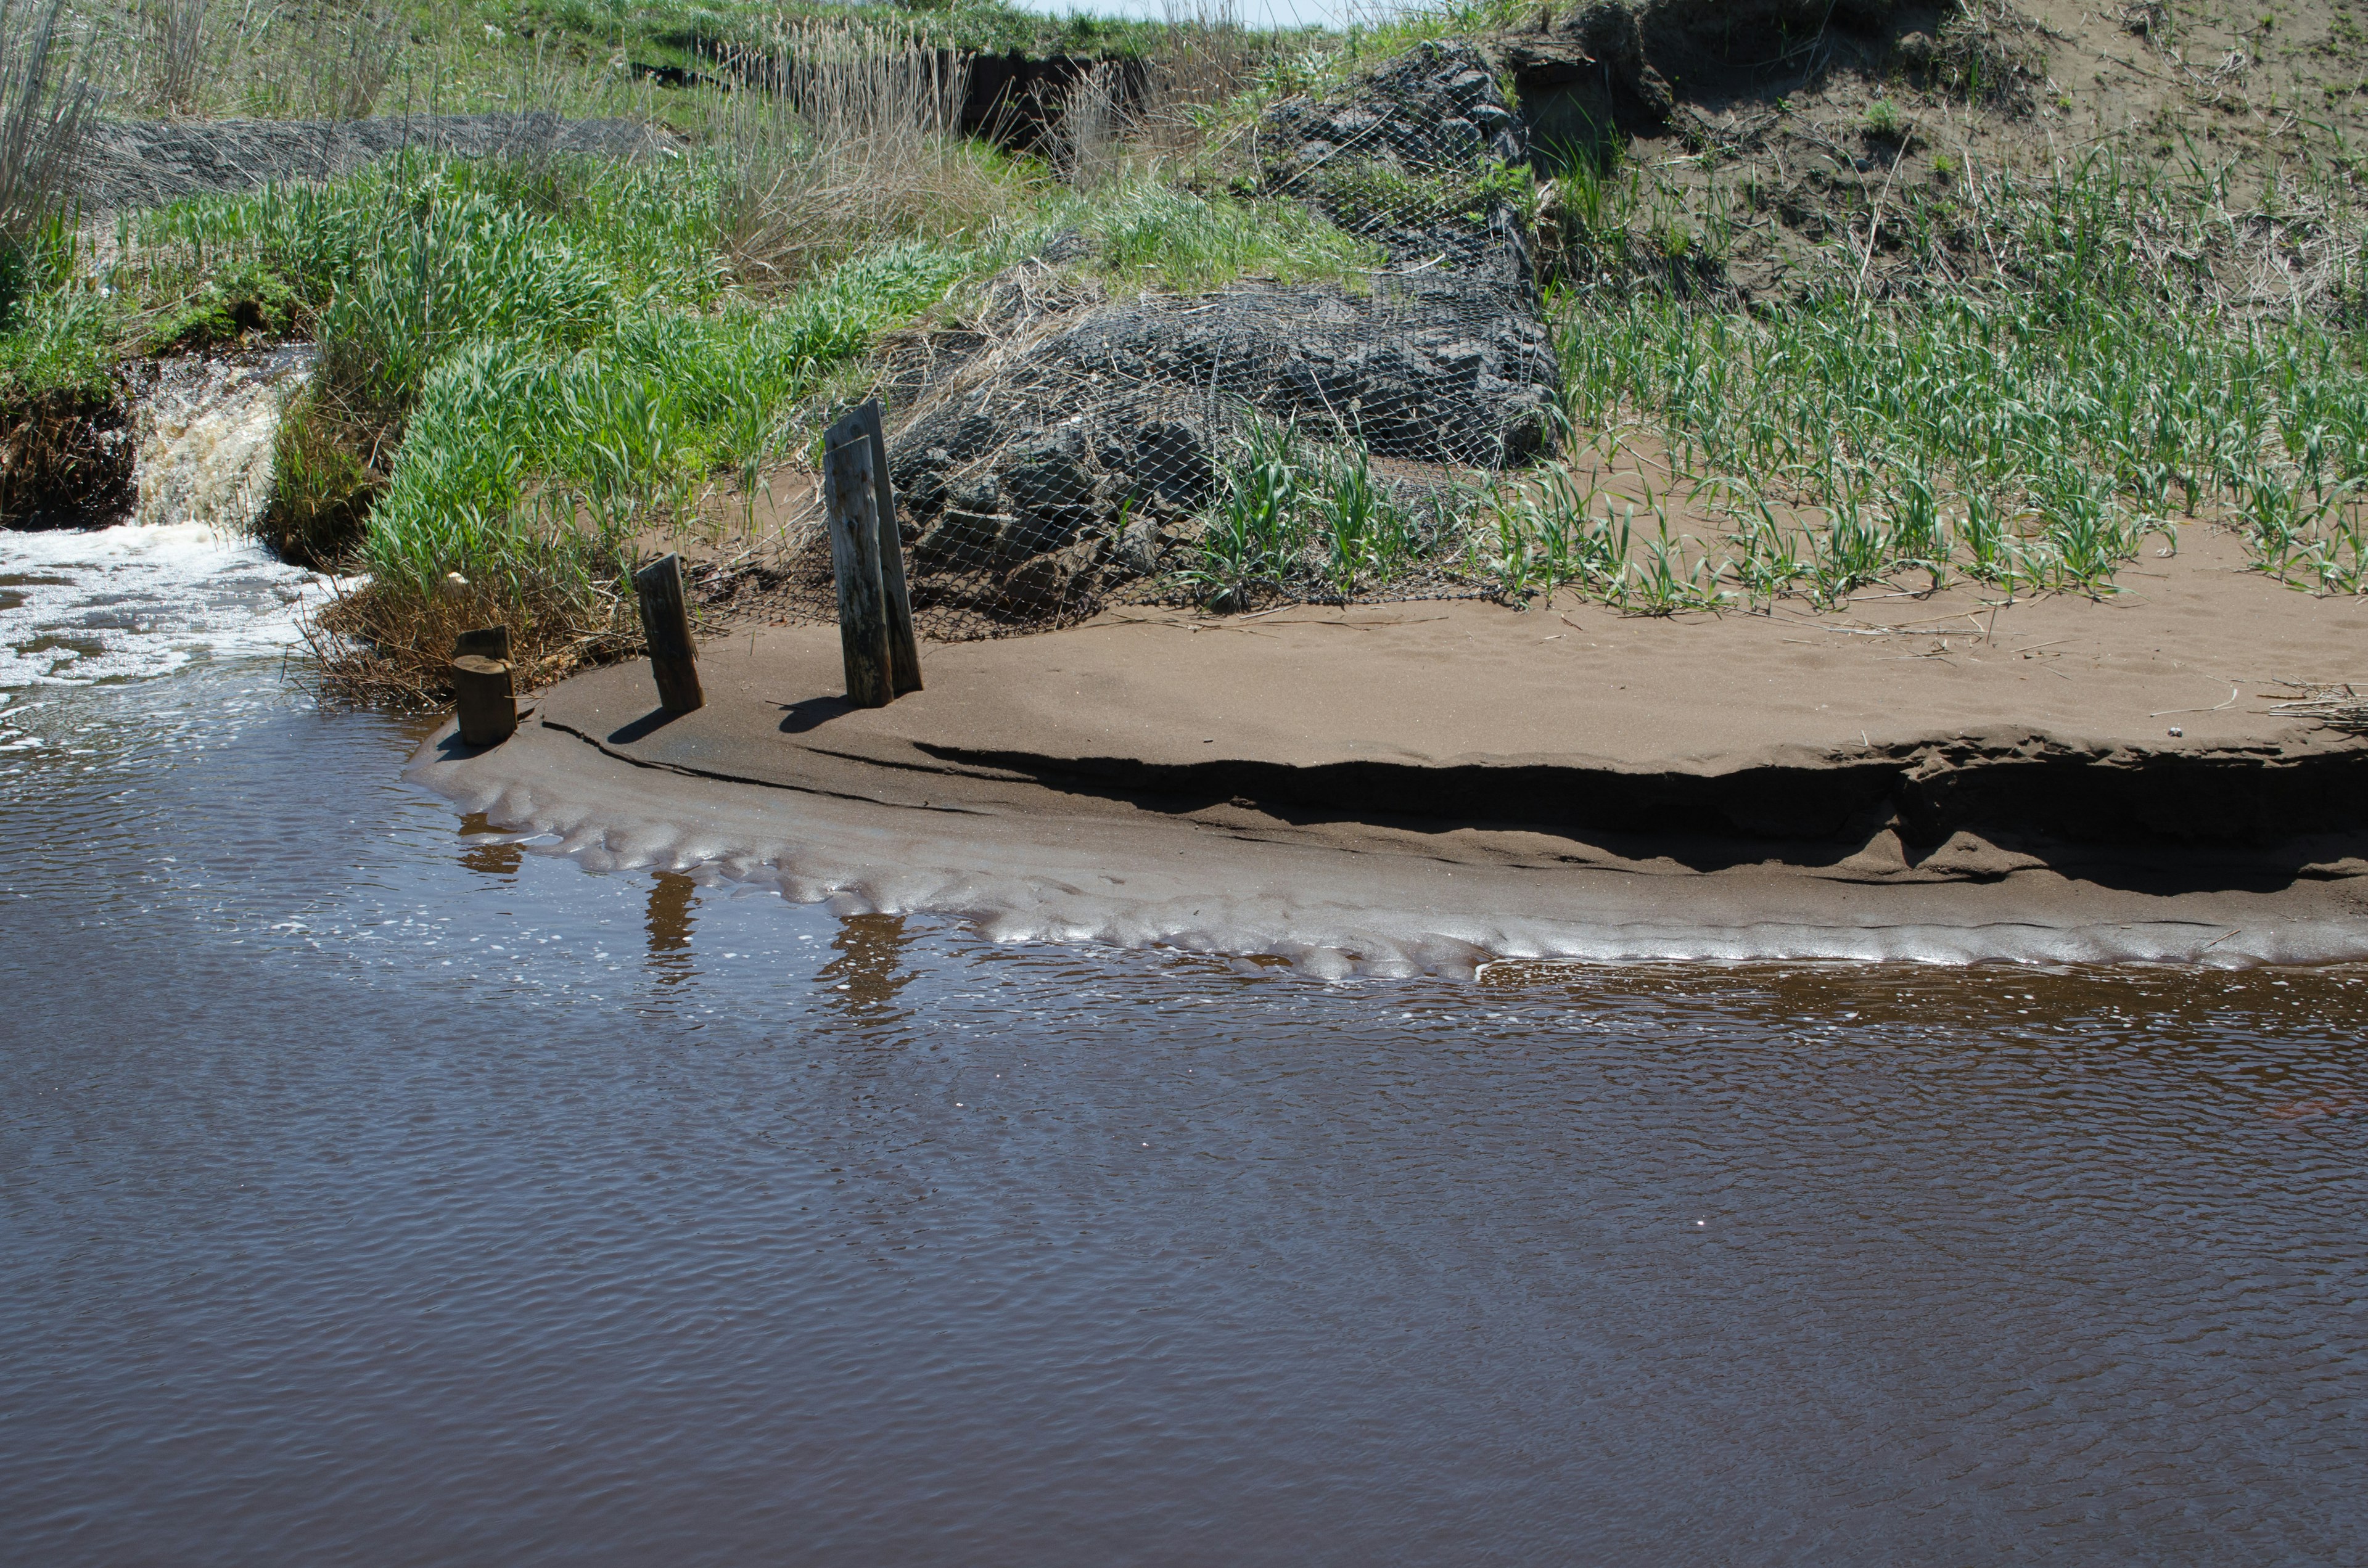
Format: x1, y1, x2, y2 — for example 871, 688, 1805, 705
0, 520, 341, 690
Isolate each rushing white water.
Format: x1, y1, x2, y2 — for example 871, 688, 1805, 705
0, 350, 343, 697
0, 520, 335, 691
132, 350, 314, 533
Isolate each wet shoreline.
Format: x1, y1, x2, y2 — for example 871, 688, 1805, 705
412, 711, 2368, 972
407, 582, 2368, 971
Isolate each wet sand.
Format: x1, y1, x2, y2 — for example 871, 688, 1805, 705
411, 527, 2368, 969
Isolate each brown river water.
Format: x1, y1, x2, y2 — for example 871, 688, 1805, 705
3, 551, 2366, 1563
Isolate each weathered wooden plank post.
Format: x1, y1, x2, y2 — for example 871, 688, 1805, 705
821, 411, 897, 708
633, 552, 705, 714
849, 399, 923, 696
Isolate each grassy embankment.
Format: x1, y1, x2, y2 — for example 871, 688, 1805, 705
2, 1, 1375, 694
964, 0, 2368, 617
1197, 1, 2368, 612
2, 0, 2367, 702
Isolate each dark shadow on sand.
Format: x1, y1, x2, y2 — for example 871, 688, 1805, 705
609, 708, 689, 745
905, 742, 2365, 895
778, 696, 860, 734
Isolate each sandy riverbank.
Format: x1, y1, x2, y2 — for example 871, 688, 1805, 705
409, 527, 2368, 971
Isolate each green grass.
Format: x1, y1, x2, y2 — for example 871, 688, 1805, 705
365, 238, 976, 596
0, 281, 113, 402
133, 148, 988, 580
88, 0, 1273, 129
1489, 148, 2368, 609
1180, 414, 1444, 604
88, 128, 1401, 679
1333, 0, 1537, 73
1039, 180, 1388, 290
507, 0, 1188, 70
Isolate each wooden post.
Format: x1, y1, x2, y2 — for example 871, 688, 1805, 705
821, 414, 895, 708
633, 552, 705, 714
452, 625, 511, 662
450, 655, 517, 747
850, 399, 923, 696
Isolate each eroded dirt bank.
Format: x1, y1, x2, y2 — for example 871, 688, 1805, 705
410, 528, 2368, 971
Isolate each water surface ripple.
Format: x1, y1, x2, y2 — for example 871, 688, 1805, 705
2, 664, 2364, 1565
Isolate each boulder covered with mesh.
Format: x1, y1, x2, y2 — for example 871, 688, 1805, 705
1263, 41, 1536, 288
881, 271, 1556, 629
1264, 41, 1526, 191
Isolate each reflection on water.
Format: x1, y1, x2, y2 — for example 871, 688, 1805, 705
456, 812, 523, 877
645, 869, 697, 985
1, 662, 2365, 1566
824, 911, 917, 1014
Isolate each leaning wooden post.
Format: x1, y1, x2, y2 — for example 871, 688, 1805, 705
450, 655, 517, 747
821, 416, 895, 708
850, 399, 923, 696
633, 552, 705, 714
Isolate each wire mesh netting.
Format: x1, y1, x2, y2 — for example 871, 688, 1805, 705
709, 43, 1561, 640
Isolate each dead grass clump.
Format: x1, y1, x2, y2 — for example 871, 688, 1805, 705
245, 4, 400, 122
1058, 60, 1127, 189
1130, 2, 1268, 166
1050, 4, 1270, 191
302, 572, 638, 709
2268, 684, 2368, 736
716, 17, 1014, 292
135, 0, 207, 117
1930, 0, 2050, 113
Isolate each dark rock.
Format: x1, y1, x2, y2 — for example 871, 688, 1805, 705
1003, 535, 1106, 610
889, 273, 1555, 527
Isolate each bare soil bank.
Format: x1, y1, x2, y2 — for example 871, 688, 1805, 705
413, 527, 2368, 966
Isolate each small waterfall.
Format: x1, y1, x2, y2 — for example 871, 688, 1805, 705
1, 348, 335, 688
131, 348, 316, 533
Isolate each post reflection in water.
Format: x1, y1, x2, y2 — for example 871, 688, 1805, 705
455, 813, 522, 877
644, 871, 697, 985
821, 912, 917, 1016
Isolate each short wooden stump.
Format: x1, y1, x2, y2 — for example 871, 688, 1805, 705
450, 654, 517, 747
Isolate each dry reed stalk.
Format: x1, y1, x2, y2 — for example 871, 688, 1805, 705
716, 15, 1001, 292
138, 0, 207, 116
1130, 1, 1266, 167
0, 0, 89, 248
2267, 684, 2368, 735
297, 4, 398, 121
1058, 60, 1125, 189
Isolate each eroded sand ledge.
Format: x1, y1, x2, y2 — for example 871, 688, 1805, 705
409, 533, 2368, 971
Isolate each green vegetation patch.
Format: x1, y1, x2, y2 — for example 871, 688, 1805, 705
367, 239, 975, 597
1040, 181, 1388, 291
511, 0, 1183, 67
1473, 144, 2368, 610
